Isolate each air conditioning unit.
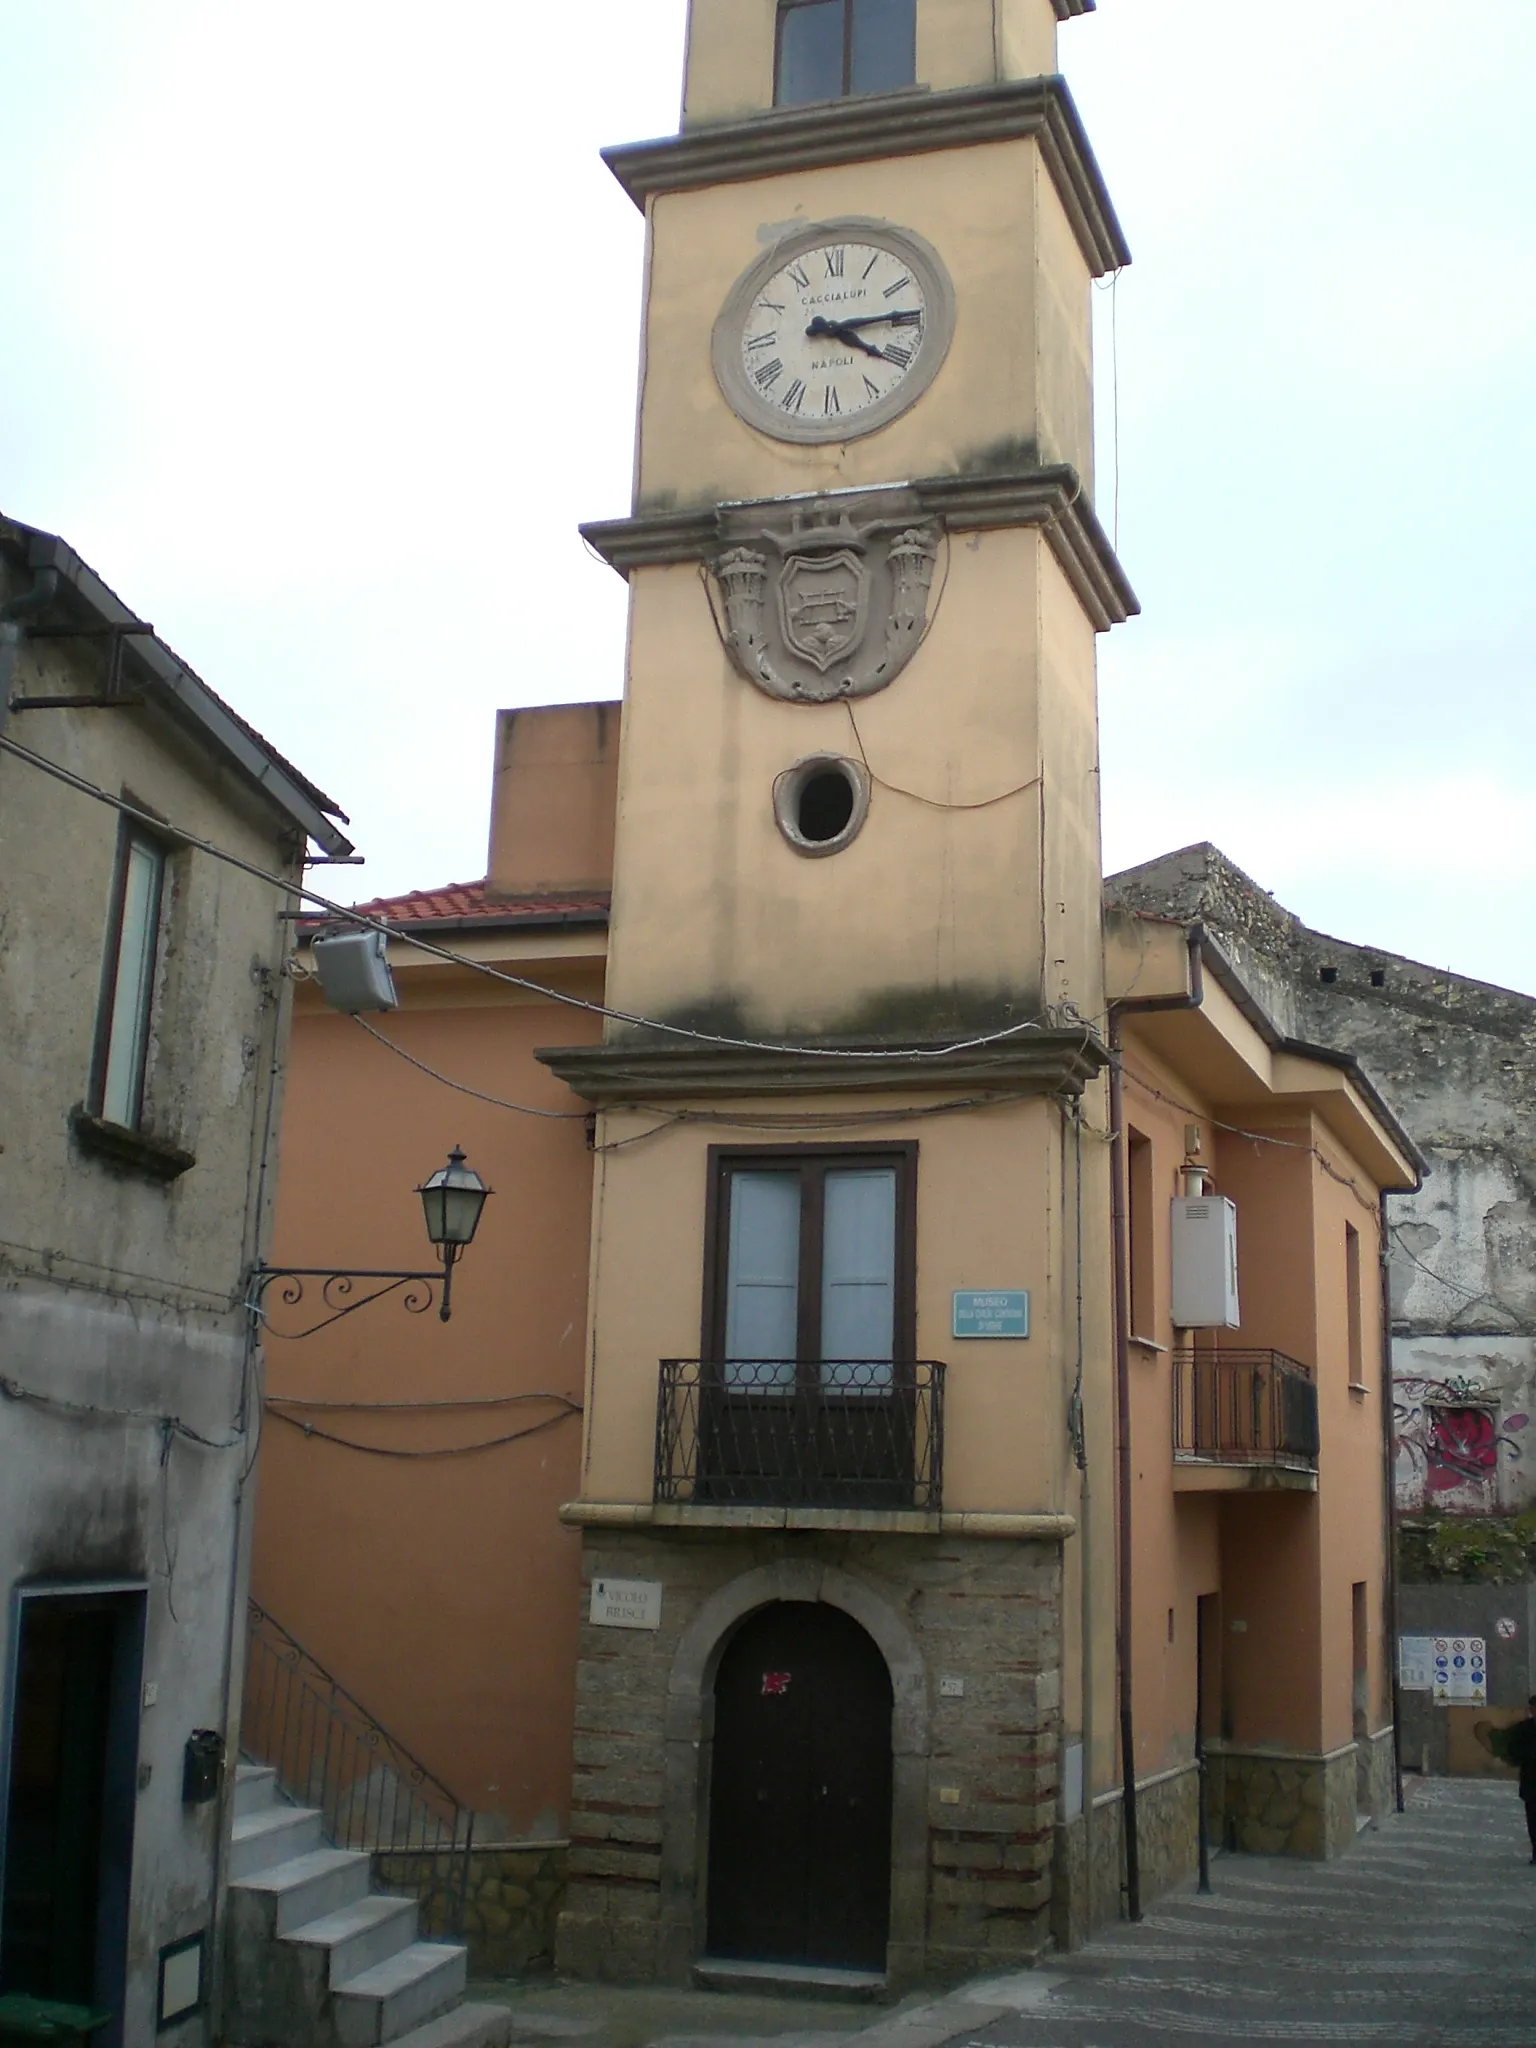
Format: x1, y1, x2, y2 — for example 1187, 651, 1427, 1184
1170, 1195, 1240, 1329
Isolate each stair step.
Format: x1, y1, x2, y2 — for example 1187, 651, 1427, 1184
233, 1763, 279, 1820
693, 1957, 886, 2002
334, 1942, 468, 2047
230, 1802, 324, 1879
233, 1846, 373, 1934
287, 1892, 419, 1987
388, 2004, 512, 2048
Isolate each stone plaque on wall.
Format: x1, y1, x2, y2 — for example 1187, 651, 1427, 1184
589, 1577, 662, 1631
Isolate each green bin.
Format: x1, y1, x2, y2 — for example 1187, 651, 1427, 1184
0, 1994, 112, 2044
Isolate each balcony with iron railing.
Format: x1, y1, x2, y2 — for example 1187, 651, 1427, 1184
655, 1357, 945, 1515
1172, 1348, 1319, 1491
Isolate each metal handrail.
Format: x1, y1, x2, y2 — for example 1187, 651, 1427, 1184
655, 1357, 945, 1511
1172, 1348, 1319, 1469
241, 1601, 474, 1933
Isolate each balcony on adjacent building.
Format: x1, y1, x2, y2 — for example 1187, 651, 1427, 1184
655, 1358, 945, 1514
1172, 1348, 1320, 1491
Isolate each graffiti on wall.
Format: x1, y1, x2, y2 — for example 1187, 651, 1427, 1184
1395, 1375, 1530, 1514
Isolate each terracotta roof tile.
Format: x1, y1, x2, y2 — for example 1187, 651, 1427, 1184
321, 879, 610, 927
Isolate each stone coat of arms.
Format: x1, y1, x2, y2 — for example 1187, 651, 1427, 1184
712, 498, 938, 703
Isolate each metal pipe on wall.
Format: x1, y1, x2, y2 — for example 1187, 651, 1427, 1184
1379, 1191, 1406, 1813
1106, 1013, 1142, 1923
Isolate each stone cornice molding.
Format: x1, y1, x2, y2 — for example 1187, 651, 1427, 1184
580, 466, 1138, 631
916, 466, 1138, 629
535, 1025, 1108, 1104
603, 76, 1129, 278
559, 1500, 1077, 1540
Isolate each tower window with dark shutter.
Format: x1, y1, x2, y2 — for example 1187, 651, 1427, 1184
775, 0, 917, 107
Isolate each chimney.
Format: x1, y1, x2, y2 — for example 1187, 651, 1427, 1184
485, 702, 621, 900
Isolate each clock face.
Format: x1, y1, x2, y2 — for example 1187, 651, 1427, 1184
713, 220, 954, 445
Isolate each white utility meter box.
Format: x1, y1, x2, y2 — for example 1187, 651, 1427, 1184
311, 928, 400, 1014
1170, 1195, 1241, 1328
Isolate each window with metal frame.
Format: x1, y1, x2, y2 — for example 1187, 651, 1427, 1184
775, 0, 917, 106
92, 825, 168, 1130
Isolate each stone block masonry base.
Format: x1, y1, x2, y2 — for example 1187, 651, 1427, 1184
553, 1528, 1064, 1988
375, 1844, 568, 1978
1210, 1730, 1395, 1858
1051, 1763, 1200, 1949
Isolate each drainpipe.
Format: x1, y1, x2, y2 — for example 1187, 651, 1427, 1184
0, 563, 61, 737
1107, 926, 1205, 1925
1379, 1192, 1405, 1813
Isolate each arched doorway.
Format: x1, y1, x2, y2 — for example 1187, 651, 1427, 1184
706, 1602, 893, 1971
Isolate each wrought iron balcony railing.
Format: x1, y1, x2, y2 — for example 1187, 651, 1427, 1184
1172, 1348, 1319, 1470
655, 1358, 945, 1512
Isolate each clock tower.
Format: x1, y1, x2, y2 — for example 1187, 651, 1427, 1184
543, 0, 1136, 1984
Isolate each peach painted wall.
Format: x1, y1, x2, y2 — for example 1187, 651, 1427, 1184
1117, 1021, 1393, 1773
1118, 1034, 1223, 1779
252, 981, 599, 1836
1308, 1129, 1391, 1746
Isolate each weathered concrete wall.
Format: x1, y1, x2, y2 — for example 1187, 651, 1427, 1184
1107, 844, 1536, 1521
1396, 1583, 1536, 1776
0, 574, 306, 2047
554, 1528, 1062, 1988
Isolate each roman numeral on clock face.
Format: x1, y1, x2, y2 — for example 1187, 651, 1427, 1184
824, 248, 845, 278
780, 378, 806, 413
753, 358, 783, 389
788, 262, 810, 291
824, 385, 840, 415
882, 342, 914, 369
745, 331, 777, 352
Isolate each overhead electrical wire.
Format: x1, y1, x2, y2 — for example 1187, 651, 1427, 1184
262, 1400, 580, 1460
0, 730, 1094, 1064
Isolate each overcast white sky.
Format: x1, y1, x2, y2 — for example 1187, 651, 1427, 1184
3, 2, 1532, 991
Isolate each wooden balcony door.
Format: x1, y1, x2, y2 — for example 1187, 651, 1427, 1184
699, 1147, 917, 1505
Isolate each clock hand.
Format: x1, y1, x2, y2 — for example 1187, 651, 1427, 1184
818, 311, 922, 331
803, 314, 887, 359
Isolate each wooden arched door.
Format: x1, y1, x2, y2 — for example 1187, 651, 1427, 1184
706, 1602, 893, 1971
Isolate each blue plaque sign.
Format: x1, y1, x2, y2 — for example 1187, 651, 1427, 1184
952, 1290, 1030, 1339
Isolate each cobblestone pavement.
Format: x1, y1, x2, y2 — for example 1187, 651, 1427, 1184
955, 1779, 1535, 2048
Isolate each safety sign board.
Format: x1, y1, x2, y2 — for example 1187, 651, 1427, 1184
1398, 1636, 1434, 1692
1495, 1617, 1519, 1641
1431, 1635, 1487, 1705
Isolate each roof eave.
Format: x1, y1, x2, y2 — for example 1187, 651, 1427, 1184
10, 524, 353, 858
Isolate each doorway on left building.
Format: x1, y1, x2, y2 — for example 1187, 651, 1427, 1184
0, 1586, 146, 2044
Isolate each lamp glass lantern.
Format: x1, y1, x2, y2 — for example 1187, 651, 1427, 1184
416, 1146, 492, 1318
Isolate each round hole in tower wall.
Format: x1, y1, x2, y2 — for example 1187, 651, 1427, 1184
773, 754, 870, 859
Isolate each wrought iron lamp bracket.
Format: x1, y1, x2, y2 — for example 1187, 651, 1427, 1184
249, 1264, 453, 1339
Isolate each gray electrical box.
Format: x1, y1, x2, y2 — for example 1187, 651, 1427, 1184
311, 928, 399, 1014
1170, 1194, 1240, 1328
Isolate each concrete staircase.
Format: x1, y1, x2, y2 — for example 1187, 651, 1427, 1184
226, 1763, 510, 2048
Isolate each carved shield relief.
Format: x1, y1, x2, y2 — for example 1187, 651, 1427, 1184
711, 498, 937, 704
779, 549, 868, 673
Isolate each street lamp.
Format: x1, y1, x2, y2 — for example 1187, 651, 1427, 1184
251, 1147, 494, 1338
416, 1146, 492, 1322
